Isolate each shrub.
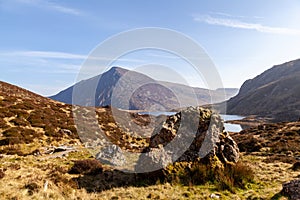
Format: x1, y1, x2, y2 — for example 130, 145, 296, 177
27, 112, 45, 128
292, 162, 300, 171
2, 128, 23, 145
2, 127, 38, 144
0, 138, 21, 146
44, 127, 61, 138
218, 162, 255, 191
10, 117, 29, 127
0, 118, 9, 129
162, 161, 254, 192
24, 182, 40, 195
69, 159, 103, 175
0, 145, 24, 156
0, 169, 5, 179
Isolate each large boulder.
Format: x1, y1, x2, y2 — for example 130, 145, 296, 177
135, 107, 239, 173
96, 144, 126, 166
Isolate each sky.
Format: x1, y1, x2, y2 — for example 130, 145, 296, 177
1, 0, 300, 96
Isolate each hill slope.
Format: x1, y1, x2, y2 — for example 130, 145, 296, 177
0, 81, 157, 155
0, 81, 79, 152
50, 67, 238, 110
226, 59, 300, 122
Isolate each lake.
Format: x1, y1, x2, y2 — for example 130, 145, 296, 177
138, 111, 177, 116
220, 114, 244, 132
138, 112, 244, 133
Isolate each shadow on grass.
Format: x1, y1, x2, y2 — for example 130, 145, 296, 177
72, 168, 163, 193
271, 192, 284, 200
71, 160, 255, 194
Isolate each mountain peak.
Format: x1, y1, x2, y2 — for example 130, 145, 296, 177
107, 66, 129, 76
50, 67, 238, 109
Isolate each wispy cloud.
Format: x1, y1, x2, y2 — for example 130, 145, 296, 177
0, 50, 147, 76
0, 50, 145, 64
15, 0, 83, 16
208, 12, 264, 20
1, 50, 87, 59
45, 3, 82, 15
194, 15, 300, 35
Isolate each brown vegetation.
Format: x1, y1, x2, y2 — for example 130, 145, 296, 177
69, 159, 103, 175
231, 121, 300, 164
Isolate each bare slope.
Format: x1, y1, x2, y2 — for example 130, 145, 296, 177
226, 59, 300, 122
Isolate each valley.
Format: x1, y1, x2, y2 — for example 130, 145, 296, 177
0, 57, 300, 199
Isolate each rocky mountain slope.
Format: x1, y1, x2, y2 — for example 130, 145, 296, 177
50, 67, 238, 110
226, 59, 300, 122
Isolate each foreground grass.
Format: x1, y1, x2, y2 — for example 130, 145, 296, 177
0, 149, 297, 199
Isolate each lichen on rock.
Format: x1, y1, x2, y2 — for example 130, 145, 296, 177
135, 106, 239, 173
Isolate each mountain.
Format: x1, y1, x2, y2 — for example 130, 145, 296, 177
226, 59, 300, 122
50, 67, 238, 110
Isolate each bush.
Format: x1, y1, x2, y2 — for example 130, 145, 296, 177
0, 169, 5, 179
69, 159, 103, 175
27, 112, 45, 128
162, 161, 254, 192
24, 182, 40, 195
0, 145, 24, 156
217, 162, 255, 191
2, 128, 23, 145
0, 138, 21, 146
0, 118, 9, 129
10, 117, 29, 127
2, 127, 39, 144
44, 126, 61, 138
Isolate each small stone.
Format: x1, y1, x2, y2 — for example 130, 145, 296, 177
209, 193, 220, 199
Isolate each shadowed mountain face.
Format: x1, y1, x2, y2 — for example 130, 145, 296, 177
50, 67, 238, 111
226, 59, 300, 122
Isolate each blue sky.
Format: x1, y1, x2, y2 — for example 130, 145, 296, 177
1, 0, 300, 96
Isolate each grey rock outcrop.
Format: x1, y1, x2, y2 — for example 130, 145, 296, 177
135, 107, 239, 173
96, 144, 126, 166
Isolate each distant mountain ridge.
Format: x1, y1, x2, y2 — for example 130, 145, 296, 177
226, 59, 300, 122
50, 67, 238, 110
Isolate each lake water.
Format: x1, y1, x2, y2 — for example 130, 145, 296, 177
220, 114, 244, 132
138, 111, 177, 116
138, 112, 244, 133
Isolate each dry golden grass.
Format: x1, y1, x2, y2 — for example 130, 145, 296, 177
0, 151, 297, 200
